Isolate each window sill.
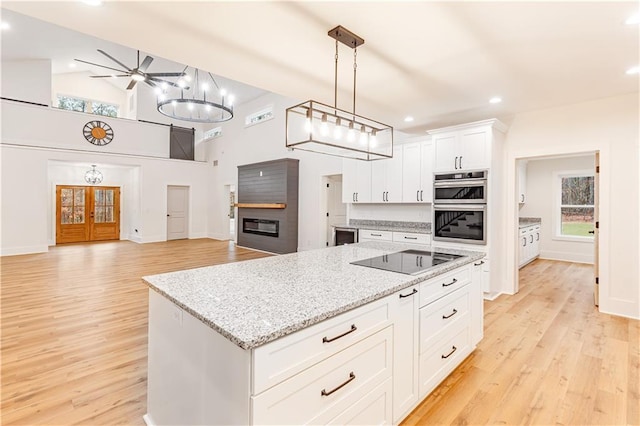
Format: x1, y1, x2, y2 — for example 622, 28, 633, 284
552, 235, 595, 243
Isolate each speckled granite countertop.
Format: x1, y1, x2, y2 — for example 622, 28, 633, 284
143, 241, 483, 350
519, 217, 542, 228
338, 219, 432, 234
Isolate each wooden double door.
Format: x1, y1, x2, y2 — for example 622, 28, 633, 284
56, 185, 120, 244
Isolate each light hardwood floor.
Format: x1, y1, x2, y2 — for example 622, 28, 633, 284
2, 240, 638, 425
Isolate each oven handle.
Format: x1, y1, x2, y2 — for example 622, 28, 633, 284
434, 204, 487, 212
433, 179, 487, 188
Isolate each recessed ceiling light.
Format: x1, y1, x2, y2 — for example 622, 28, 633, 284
81, 0, 103, 6
1, 21, 10, 31
489, 96, 502, 104
625, 13, 639, 25
626, 65, 640, 75
404, 116, 414, 122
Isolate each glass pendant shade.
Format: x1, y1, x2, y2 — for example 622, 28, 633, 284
286, 100, 393, 161
84, 165, 103, 185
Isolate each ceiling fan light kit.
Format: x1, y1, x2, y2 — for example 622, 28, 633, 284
286, 25, 393, 161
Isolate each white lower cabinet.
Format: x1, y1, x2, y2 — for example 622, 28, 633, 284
326, 377, 393, 425
519, 224, 541, 268
251, 327, 393, 425
390, 286, 420, 423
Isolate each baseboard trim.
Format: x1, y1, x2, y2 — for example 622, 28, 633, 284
142, 413, 154, 426
0, 245, 48, 256
539, 250, 594, 264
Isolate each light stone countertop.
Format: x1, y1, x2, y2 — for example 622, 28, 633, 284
519, 217, 542, 228
143, 241, 484, 350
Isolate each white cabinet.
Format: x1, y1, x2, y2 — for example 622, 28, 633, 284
518, 161, 528, 204
392, 232, 431, 246
518, 224, 541, 268
371, 147, 403, 203
342, 159, 371, 203
358, 229, 393, 242
431, 123, 494, 172
402, 141, 434, 203
390, 285, 419, 423
471, 260, 485, 346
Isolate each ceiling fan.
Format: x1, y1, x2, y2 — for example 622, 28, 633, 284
74, 49, 186, 90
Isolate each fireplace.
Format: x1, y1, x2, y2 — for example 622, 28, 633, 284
243, 218, 279, 238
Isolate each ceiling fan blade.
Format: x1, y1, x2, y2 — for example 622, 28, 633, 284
89, 74, 131, 78
138, 55, 154, 72
74, 59, 128, 74
146, 72, 186, 77
126, 79, 138, 90
148, 76, 188, 89
97, 49, 132, 71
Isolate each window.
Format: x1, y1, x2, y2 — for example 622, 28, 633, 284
56, 95, 119, 118
245, 106, 274, 127
557, 172, 594, 239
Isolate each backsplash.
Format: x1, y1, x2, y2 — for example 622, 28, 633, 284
349, 219, 431, 233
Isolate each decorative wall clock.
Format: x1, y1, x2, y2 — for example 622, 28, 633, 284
83, 120, 114, 146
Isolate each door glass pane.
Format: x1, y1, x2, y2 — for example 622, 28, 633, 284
105, 190, 114, 205
95, 189, 104, 206
74, 188, 85, 206
105, 206, 114, 223
61, 206, 73, 224
74, 206, 85, 224
95, 206, 105, 223
61, 189, 74, 206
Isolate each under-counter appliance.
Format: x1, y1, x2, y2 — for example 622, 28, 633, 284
351, 249, 461, 275
433, 170, 487, 204
333, 226, 358, 245
433, 170, 488, 245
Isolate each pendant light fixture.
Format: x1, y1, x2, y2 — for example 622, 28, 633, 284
286, 26, 393, 161
84, 165, 103, 185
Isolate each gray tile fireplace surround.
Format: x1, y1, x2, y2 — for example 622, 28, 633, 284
237, 158, 299, 254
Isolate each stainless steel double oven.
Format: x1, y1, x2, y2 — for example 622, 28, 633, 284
433, 170, 488, 245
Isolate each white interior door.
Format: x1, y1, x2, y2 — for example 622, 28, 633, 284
167, 185, 189, 240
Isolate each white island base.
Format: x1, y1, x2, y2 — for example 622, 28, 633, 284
144, 258, 483, 425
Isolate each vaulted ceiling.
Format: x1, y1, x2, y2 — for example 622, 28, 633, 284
2, 1, 638, 133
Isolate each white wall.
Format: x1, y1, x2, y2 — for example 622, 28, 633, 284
206, 92, 343, 251
504, 93, 639, 319
51, 71, 128, 116
1, 59, 52, 105
519, 155, 595, 263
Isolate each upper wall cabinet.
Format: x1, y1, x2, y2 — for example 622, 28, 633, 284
371, 147, 404, 203
402, 141, 434, 203
430, 121, 506, 173
342, 159, 372, 203
517, 160, 528, 204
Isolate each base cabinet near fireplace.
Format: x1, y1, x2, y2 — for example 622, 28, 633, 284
145, 262, 480, 425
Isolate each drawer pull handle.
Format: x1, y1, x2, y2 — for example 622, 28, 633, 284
322, 324, 357, 343
474, 261, 485, 266
321, 371, 356, 397
441, 346, 457, 359
442, 278, 458, 287
371, 233, 382, 237
442, 308, 458, 319
399, 288, 418, 298
404, 236, 418, 240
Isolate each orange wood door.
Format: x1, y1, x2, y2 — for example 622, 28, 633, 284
56, 186, 90, 244
56, 186, 120, 244
89, 187, 120, 241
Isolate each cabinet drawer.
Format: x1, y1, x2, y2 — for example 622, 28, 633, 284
251, 327, 393, 425
326, 377, 392, 425
359, 229, 392, 241
419, 265, 471, 307
392, 232, 431, 246
419, 285, 470, 354
253, 296, 391, 394
419, 325, 471, 398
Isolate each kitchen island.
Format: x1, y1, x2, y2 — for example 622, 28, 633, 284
142, 241, 485, 425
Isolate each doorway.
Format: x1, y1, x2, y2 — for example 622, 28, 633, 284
56, 185, 121, 244
515, 152, 599, 304
167, 186, 189, 240
323, 175, 346, 247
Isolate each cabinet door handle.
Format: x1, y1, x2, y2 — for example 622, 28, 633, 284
454, 156, 459, 170
474, 260, 485, 266
530, 235, 534, 243
442, 308, 458, 319
417, 190, 420, 202
420, 190, 423, 201
523, 237, 527, 247
353, 193, 356, 202
321, 372, 356, 397
441, 346, 457, 359
322, 324, 357, 343
404, 236, 418, 240
371, 233, 382, 237
520, 194, 525, 203
399, 288, 418, 298
536, 233, 540, 241
442, 278, 458, 287
459, 156, 463, 169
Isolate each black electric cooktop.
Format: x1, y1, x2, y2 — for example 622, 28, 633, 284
350, 249, 462, 275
